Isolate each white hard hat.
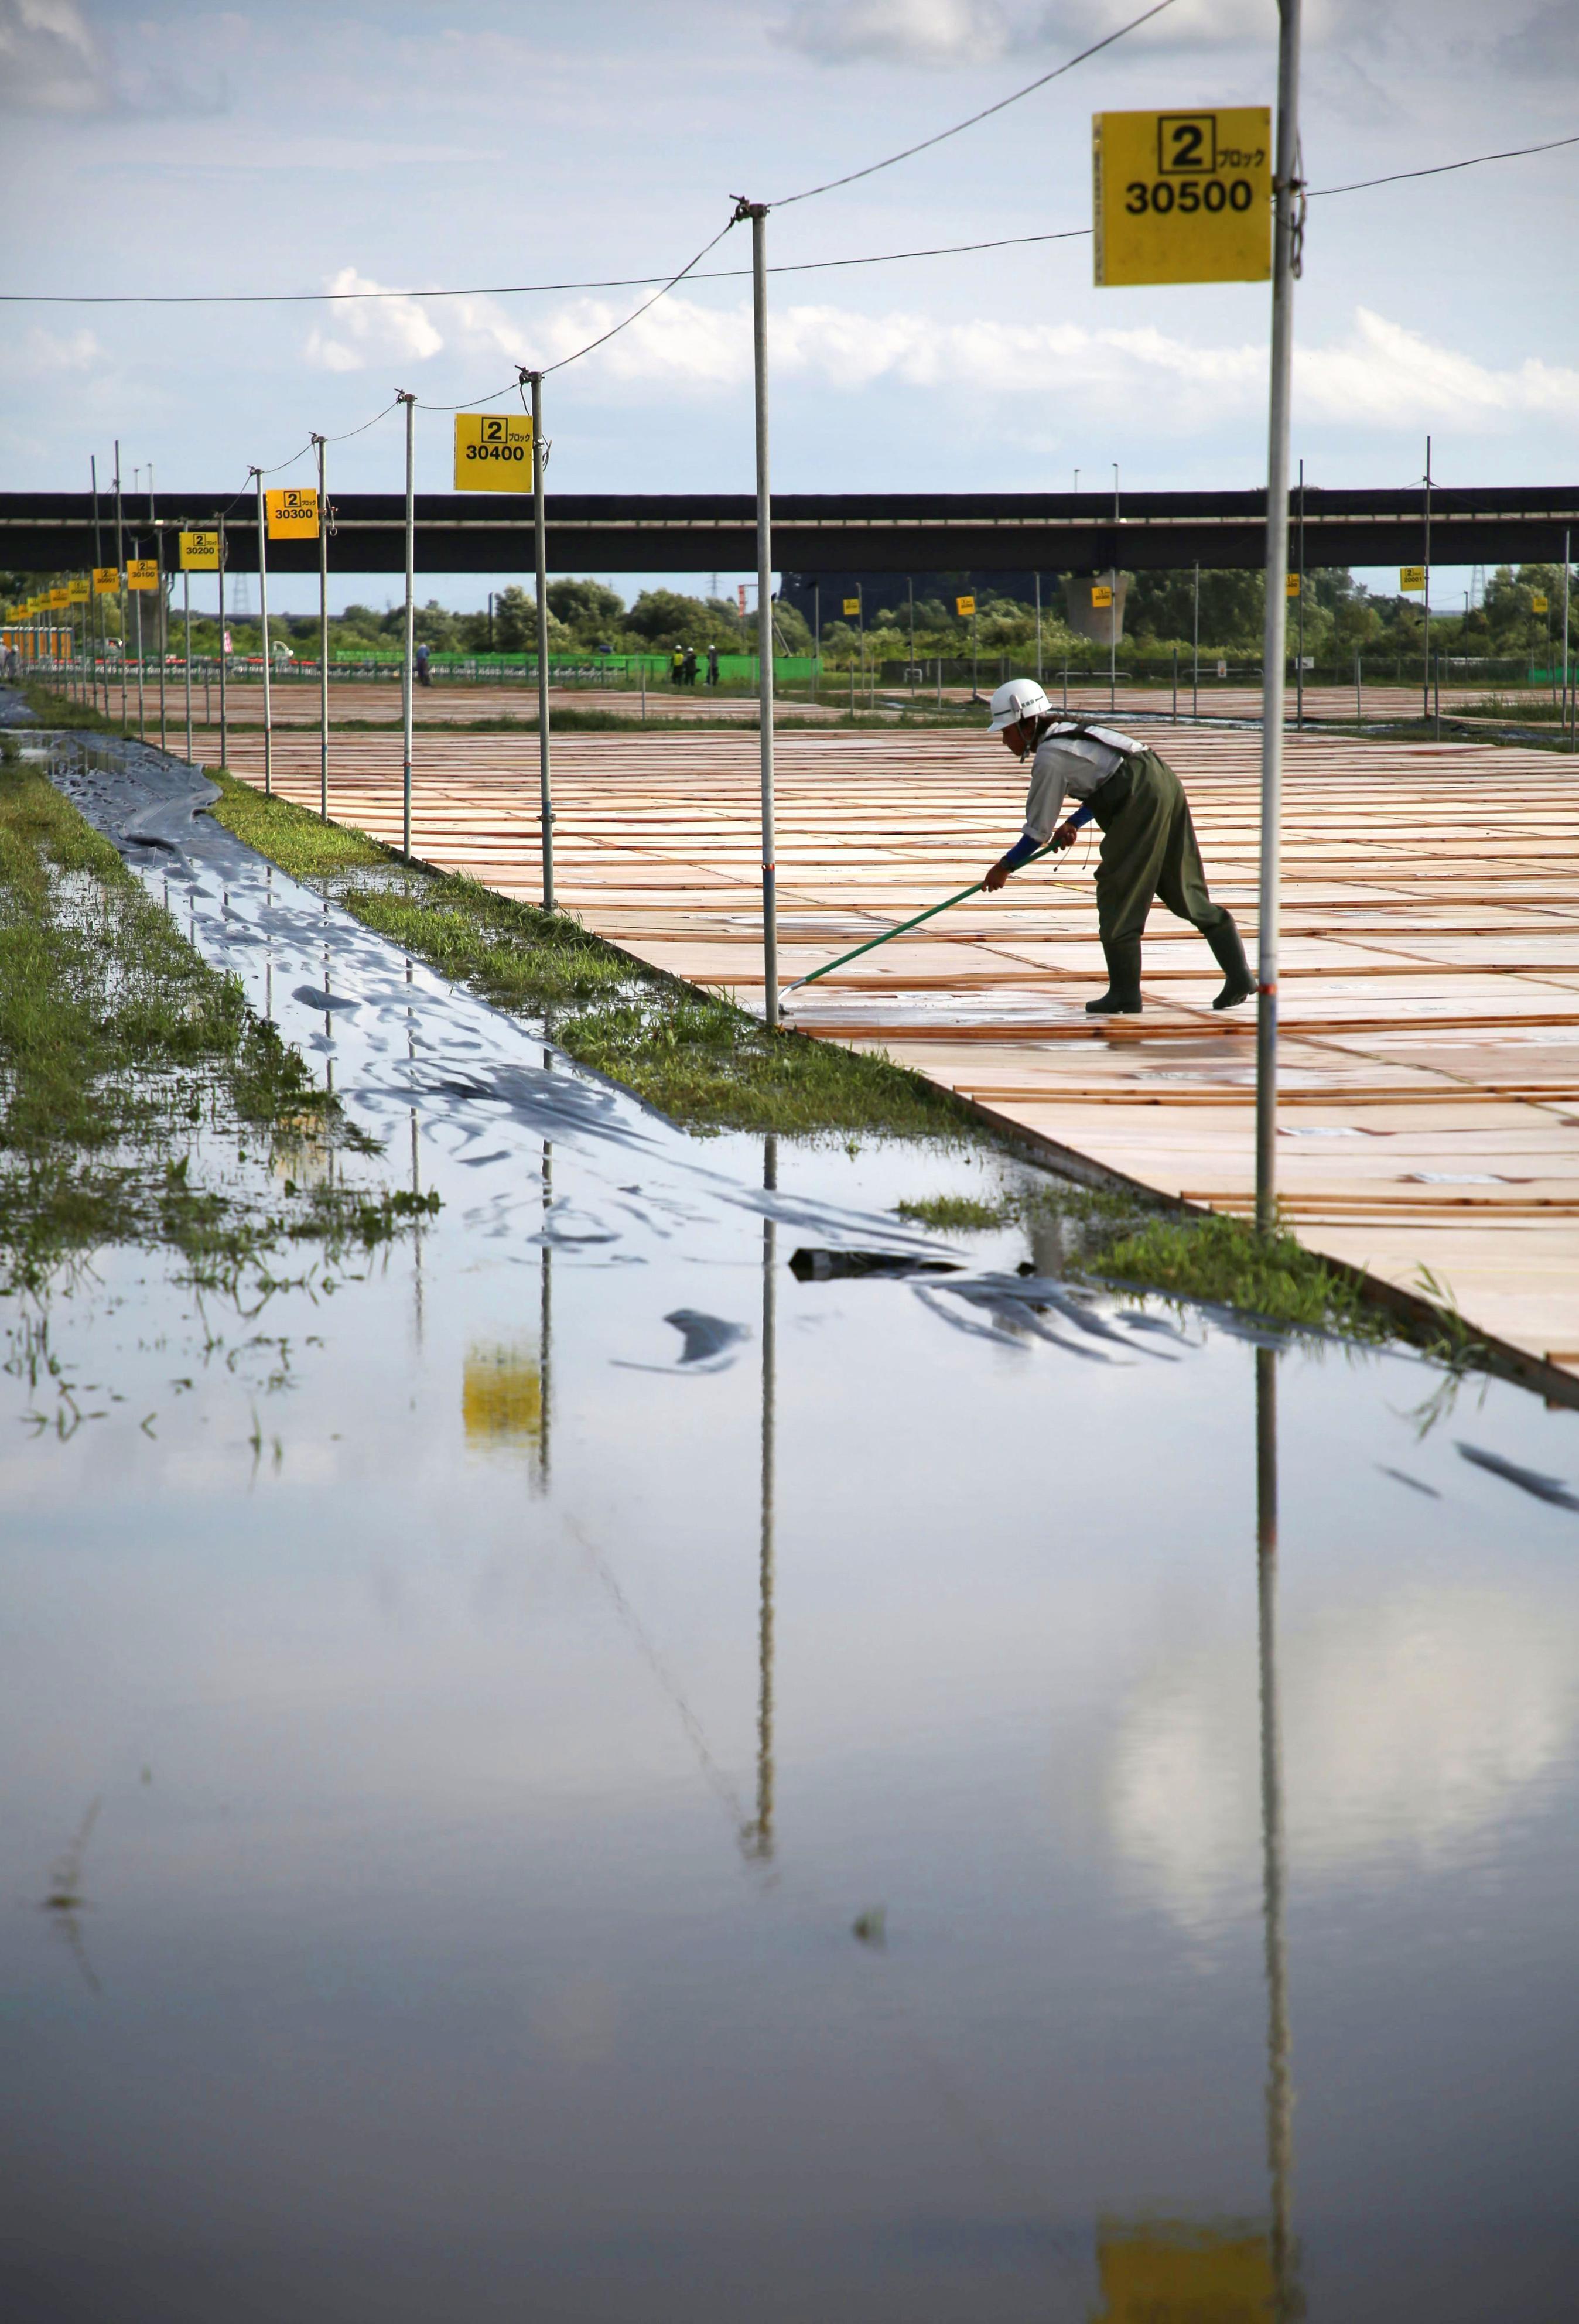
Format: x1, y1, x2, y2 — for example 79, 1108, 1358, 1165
986, 676, 1051, 732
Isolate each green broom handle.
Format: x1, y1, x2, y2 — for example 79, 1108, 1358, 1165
785, 837, 1061, 995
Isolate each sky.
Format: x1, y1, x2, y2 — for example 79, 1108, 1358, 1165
2, 0, 1576, 614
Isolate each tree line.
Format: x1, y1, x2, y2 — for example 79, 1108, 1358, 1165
7, 565, 1571, 665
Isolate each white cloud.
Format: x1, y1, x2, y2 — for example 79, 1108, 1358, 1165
1107, 1583, 1579, 1930
0, 323, 105, 378
303, 268, 446, 375
1297, 306, 1579, 428
0, 0, 109, 112
468, 290, 1579, 440
774, 0, 1014, 66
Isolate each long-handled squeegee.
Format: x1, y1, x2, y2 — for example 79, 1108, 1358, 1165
781, 837, 1064, 1004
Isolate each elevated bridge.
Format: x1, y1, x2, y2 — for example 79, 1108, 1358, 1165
2, 485, 1574, 577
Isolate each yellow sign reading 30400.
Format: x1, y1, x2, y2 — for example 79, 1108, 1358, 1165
454, 412, 534, 492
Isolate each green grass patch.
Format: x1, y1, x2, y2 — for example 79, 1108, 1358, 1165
894, 1192, 1013, 1231
15, 681, 129, 736
0, 757, 423, 1294
1096, 1208, 1382, 1338
204, 770, 976, 1140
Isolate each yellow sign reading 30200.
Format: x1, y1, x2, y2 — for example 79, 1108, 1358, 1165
454, 412, 534, 491
1093, 109, 1272, 286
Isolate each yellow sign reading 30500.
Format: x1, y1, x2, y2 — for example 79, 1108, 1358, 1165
454, 412, 534, 491
1093, 108, 1271, 286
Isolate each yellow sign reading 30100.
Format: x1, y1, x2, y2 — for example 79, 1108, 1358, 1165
1093, 108, 1271, 286
454, 412, 534, 491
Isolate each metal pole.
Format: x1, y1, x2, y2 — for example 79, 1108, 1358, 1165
113, 441, 126, 731
254, 469, 272, 797
1563, 529, 1572, 751
399, 391, 415, 859
1255, 0, 1303, 1240
1354, 650, 1361, 728
1192, 559, 1200, 718
1110, 462, 1119, 712
1034, 570, 1043, 683
908, 575, 916, 692
1295, 457, 1304, 727
183, 569, 192, 764
1173, 644, 1178, 722
315, 435, 329, 820
528, 371, 553, 908
741, 201, 778, 1024
133, 543, 145, 740
152, 466, 166, 750
1434, 649, 1441, 741
217, 514, 228, 767
90, 457, 105, 715
1422, 434, 1432, 720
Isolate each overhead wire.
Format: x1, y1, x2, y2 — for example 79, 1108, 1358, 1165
770, 0, 1178, 206
4, 127, 1575, 311
1309, 125, 1579, 199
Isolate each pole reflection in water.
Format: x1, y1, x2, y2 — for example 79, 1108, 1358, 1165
1257, 1345, 1298, 2320
538, 1045, 553, 1496
408, 971, 424, 1345
742, 1133, 776, 1861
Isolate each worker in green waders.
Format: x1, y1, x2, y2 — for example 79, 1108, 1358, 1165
980, 677, 1255, 1016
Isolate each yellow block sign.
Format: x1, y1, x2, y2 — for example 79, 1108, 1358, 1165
180, 529, 221, 571
1532, 593, 1549, 614
93, 566, 120, 596
1091, 585, 1114, 609
68, 579, 90, 604
1093, 108, 1272, 286
453, 411, 534, 491
1286, 572, 1301, 597
265, 487, 319, 539
956, 594, 976, 617
1400, 566, 1426, 592
48, 587, 70, 609
842, 597, 861, 617
127, 559, 159, 592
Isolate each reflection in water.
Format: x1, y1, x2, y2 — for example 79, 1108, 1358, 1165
1092, 2218, 1276, 2323
539, 1045, 553, 1493
461, 1345, 544, 1448
1089, 1356, 1295, 2324
743, 1134, 777, 1862
1257, 1348, 1298, 2320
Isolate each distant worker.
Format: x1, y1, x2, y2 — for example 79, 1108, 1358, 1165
706, 642, 720, 686
682, 644, 698, 687
671, 645, 685, 686
415, 641, 431, 688
980, 678, 1254, 1017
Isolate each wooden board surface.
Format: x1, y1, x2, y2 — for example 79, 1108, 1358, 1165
211, 717, 1579, 1369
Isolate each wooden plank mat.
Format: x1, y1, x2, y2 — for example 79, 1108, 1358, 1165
211, 719, 1579, 1370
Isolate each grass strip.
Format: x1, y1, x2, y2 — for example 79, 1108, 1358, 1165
896, 1184, 1436, 1346
0, 754, 431, 1294
205, 770, 979, 1140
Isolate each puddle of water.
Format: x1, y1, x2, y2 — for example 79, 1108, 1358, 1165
4, 739, 1579, 2320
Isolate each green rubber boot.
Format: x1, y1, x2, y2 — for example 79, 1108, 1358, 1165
1206, 917, 1256, 1011
1085, 937, 1143, 1016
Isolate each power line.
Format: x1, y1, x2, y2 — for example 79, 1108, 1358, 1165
1308, 125, 1579, 199
768, 0, 1178, 206
0, 229, 1086, 307
5, 114, 1575, 315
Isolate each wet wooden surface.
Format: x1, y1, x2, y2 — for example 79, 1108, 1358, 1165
213, 718, 1579, 1369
